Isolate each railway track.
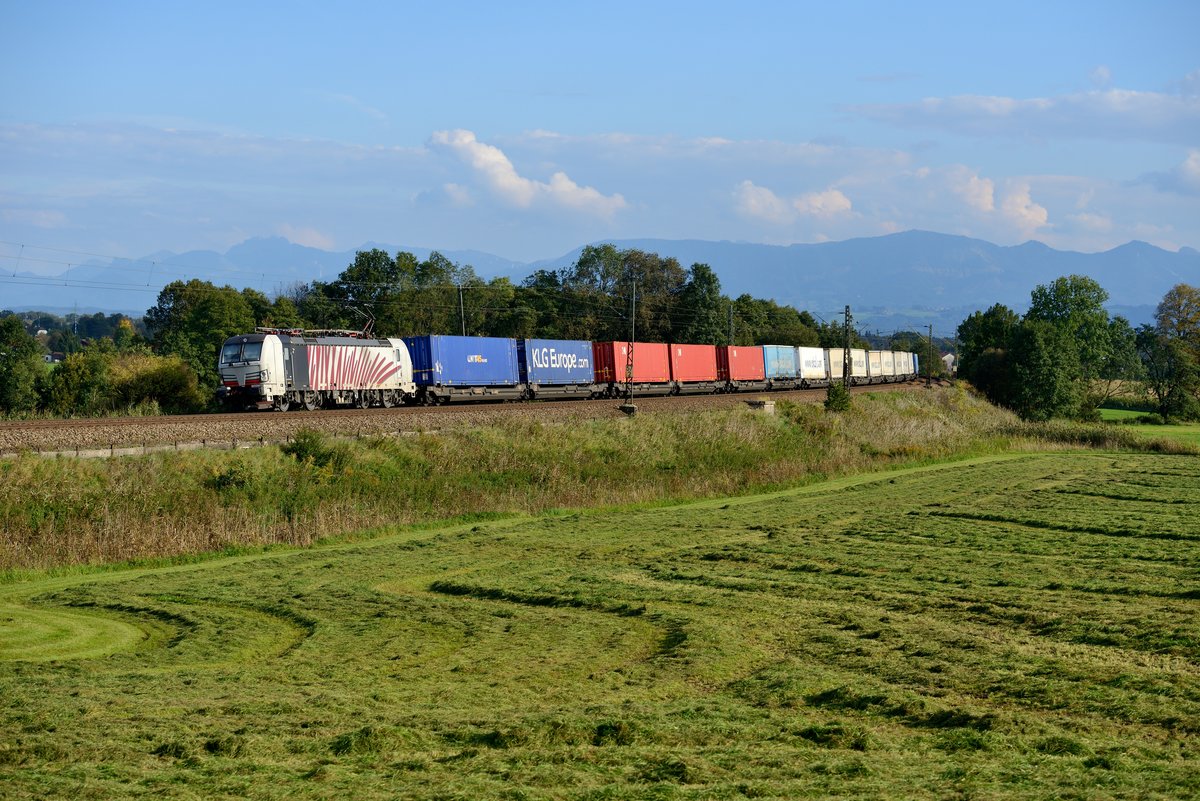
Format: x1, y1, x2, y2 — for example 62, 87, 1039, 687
0, 381, 930, 455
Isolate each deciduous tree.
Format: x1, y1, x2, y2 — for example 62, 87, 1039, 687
956, 303, 1018, 382
0, 316, 44, 414
145, 280, 255, 392
1008, 319, 1081, 421
1155, 283, 1200, 364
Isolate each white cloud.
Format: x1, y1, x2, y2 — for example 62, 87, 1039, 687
1000, 183, 1050, 234
430, 129, 626, 218
1183, 150, 1200, 186
1139, 149, 1200, 196
276, 223, 334, 250
733, 181, 792, 224
1, 208, 68, 228
323, 92, 388, 122
734, 181, 852, 224
948, 166, 994, 212
793, 188, 853, 217
1132, 222, 1176, 243
1089, 65, 1112, 89
1180, 69, 1200, 97
1067, 212, 1113, 232
850, 77, 1200, 144
442, 183, 474, 207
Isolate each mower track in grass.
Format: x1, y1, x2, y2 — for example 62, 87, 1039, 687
1, 451, 1198, 800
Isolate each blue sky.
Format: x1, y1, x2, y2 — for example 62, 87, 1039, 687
2, 0, 1198, 273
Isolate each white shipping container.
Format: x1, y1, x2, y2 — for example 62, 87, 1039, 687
868, 351, 883, 383
850, 349, 868, 380
797, 347, 829, 381
881, 351, 896, 377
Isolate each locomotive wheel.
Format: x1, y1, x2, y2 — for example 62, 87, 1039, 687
274, 395, 291, 412
380, 390, 396, 408
353, 392, 369, 409
302, 391, 320, 411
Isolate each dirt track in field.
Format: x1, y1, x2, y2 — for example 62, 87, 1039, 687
0, 382, 930, 455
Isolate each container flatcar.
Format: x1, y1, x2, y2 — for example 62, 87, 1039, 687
592, 341, 672, 396
717, 345, 767, 391
797, 346, 830, 388
404, 335, 521, 403
867, 351, 884, 384
669, 344, 720, 394
517, 338, 597, 399
826, 348, 868, 385
762, 345, 801, 389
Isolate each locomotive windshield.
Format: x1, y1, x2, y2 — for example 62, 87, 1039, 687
220, 341, 263, 364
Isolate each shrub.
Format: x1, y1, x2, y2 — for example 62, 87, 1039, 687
281, 429, 350, 472
824, 382, 851, 412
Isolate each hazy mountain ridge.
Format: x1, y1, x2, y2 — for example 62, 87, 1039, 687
4, 231, 1196, 333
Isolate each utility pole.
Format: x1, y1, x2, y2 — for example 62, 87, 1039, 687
842, 305, 852, 386
728, 303, 734, 345
458, 285, 466, 336
620, 282, 637, 414
927, 324, 934, 387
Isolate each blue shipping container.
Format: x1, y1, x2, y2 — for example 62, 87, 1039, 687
762, 345, 800, 379
403, 335, 519, 386
518, 339, 595, 385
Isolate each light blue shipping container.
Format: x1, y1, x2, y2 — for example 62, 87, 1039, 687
762, 345, 800, 380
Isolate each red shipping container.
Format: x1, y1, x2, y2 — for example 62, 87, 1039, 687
592, 341, 671, 384
717, 345, 766, 381
669, 344, 719, 383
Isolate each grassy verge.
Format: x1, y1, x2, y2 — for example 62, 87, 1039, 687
4, 386, 1194, 574
1, 387, 1036, 573
1, 451, 1196, 799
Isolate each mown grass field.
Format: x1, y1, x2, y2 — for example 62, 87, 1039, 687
2, 450, 1198, 799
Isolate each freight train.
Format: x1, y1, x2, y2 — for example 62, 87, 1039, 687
217, 329, 919, 411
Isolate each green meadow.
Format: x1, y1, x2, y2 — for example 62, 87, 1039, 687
1098, 408, 1200, 447
2, 446, 1198, 799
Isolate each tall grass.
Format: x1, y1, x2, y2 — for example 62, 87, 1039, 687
2, 386, 1185, 573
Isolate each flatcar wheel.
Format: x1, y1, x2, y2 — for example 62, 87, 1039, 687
302, 391, 319, 411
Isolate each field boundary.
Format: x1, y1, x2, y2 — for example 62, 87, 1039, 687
0, 450, 1040, 602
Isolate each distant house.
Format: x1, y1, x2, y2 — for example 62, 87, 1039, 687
941, 353, 956, 374
44, 352, 65, 364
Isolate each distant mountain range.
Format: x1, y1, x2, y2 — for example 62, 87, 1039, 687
4, 231, 1197, 334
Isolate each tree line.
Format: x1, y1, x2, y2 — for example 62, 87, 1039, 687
2, 244, 929, 418
956, 276, 1199, 421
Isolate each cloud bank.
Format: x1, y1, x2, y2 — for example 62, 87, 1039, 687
1, 121, 1196, 260
850, 79, 1200, 144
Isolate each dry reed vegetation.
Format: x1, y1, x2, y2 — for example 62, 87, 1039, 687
0, 386, 1186, 572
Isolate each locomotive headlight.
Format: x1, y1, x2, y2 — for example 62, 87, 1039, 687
261, 368, 270, 382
